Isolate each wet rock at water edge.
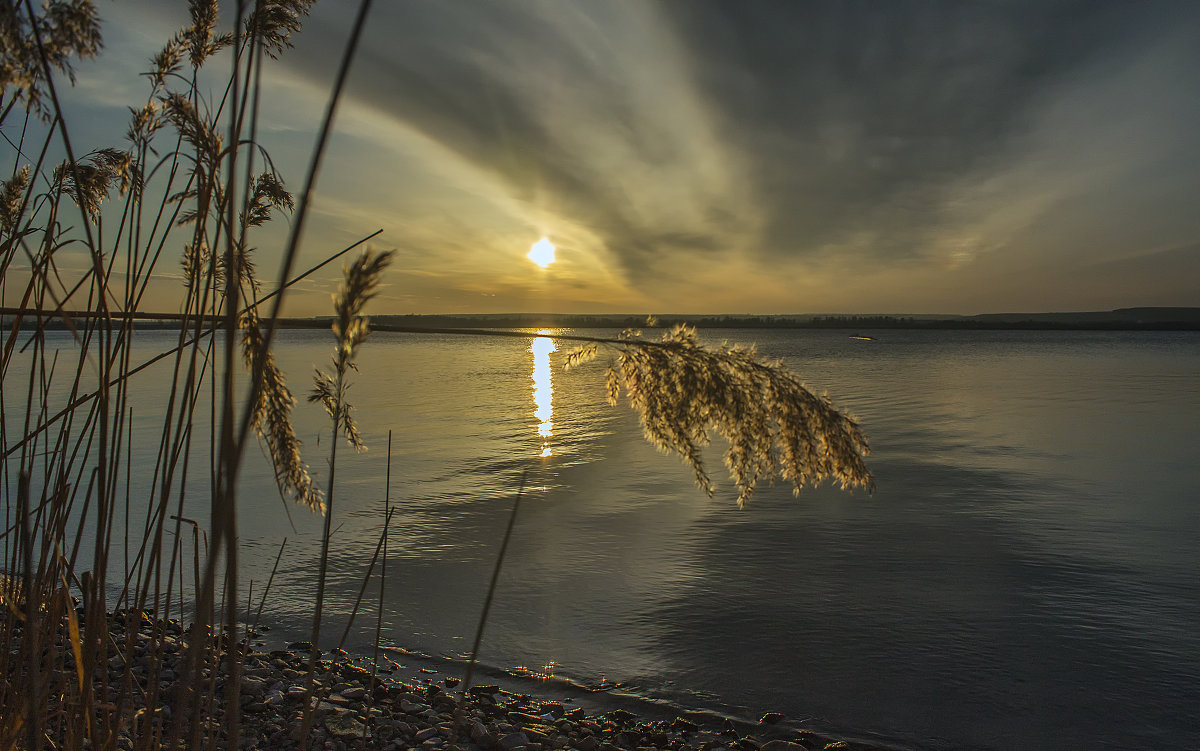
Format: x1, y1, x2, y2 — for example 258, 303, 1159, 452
539, 702, 565, 719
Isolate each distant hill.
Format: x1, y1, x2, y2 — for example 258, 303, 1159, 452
968, 307, 1200, 325
5, 307, 1197, 331
365, 308, 1200, 331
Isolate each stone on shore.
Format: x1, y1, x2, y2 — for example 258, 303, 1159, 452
12, 610, 886, 751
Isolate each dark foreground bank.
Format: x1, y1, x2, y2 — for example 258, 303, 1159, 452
10, 611, 899, 751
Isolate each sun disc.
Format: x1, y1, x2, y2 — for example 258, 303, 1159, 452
528, 237, 556, 267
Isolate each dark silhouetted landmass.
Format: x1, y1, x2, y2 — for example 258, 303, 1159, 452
365, 307, 1200, 331
5, 307, 1198, 331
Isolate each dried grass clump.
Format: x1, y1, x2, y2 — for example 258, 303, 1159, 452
569, 324, 874, 507
1, 0, 380, 748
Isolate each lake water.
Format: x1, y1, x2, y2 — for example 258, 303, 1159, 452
7, 327, 1200, 750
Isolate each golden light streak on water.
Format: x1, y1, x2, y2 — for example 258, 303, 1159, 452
510, 661, 558, 681
531, 334, 556, 456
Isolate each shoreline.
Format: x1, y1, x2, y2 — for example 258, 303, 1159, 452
23, 610, 910, 751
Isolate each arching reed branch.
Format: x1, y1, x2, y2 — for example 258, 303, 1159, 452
569, 324, 874, 507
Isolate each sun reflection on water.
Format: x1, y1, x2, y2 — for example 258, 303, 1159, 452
531, 333, 556, 457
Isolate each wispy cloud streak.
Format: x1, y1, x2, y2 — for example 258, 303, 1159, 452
68, 0, 1200, 312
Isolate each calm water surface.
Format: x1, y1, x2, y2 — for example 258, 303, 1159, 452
11, 328, 1200, 750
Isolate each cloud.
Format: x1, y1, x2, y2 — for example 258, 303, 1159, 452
269, 0, 1200, 310
44, 0, 1200, 313
285, 1, 759, 283
666, 1, 1200, 264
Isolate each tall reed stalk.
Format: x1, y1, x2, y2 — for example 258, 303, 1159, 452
298, 248, 392, 747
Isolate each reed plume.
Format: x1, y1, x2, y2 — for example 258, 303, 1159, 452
182, 0, 227, 67
52, 148, 137, 219
0, 0, 102, 122
309, 248, 394, 450
244, 0, 316, 59
240, 309, 322, 512
568, 323, 874, 507
0, 165, 31, 235
148, 33, 185, 90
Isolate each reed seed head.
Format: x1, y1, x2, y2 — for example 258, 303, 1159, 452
53, 148, 138, 219
184, 0, 224, 67
0, 164, 31, 235
242, 171, 293, 228
244, 0, 315, 59
242, 310, 323, 512
309, 248, 394, 453
0, 0, 102, 121
149, 33, 184, 89
606, 324, 874, 507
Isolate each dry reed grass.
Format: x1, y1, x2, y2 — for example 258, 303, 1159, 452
567, 323, 874, 507
1, 1, 345, 748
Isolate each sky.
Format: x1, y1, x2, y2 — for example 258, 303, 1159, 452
17, 0, 1200, 315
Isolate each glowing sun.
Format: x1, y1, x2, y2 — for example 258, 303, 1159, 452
527, 237, 556, 268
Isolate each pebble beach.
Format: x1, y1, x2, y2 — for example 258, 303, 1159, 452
17, 611, 897, 751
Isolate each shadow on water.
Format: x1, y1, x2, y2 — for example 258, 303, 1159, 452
644, 458, 1200, 751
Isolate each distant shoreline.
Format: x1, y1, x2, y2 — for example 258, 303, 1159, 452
361, 308, 1200, 331
5, 307, 1199, 332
